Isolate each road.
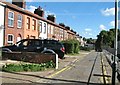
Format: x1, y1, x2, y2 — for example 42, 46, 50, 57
36, 51, 112, 85
1, 51, 120, 85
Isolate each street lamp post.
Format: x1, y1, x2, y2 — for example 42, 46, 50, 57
112, 0, 118, 85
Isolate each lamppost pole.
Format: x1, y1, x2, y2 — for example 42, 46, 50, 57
112, 0, 118, 85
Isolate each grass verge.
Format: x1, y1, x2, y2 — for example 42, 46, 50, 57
2, 60, 55, 72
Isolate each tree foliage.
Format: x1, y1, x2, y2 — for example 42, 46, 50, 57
96, 28, 120, 48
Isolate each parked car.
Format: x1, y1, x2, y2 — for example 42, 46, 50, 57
2, 39, 65, 59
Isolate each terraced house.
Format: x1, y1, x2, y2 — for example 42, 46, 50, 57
1, 0, 80, 46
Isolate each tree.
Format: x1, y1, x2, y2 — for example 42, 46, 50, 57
96, 28, 116, 48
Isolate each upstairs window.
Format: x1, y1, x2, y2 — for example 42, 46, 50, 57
44, 23, 46, 34
17, 14, 22, 28
51, 26, 53, 34
8, 11, 14, 27
48, 25, 51, 34
27, 17, 30, 29
32, 19, 36, 30
38, 21, 42, 33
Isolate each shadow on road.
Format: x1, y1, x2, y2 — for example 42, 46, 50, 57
1, 70, 111, 85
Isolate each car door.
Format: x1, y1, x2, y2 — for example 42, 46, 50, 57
17, 39, 30, 52
43, 40, 57, 52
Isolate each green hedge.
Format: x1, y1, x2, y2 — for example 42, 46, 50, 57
62, 39, 80, 54
79, 46, 91, 51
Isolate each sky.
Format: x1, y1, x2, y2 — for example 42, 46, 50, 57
26, 2, 117, 39
7, 0, 120, 39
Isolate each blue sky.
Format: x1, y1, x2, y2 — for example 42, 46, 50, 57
26, 2, 116, 39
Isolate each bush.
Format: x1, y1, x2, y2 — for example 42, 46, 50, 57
79, 46, 91, 51
2, 60, 55, 72
62, 39, 80, 54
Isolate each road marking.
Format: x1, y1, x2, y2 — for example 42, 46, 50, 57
47, 58, 79, 78
48, 66, 72, 78
100, 54, 111, 84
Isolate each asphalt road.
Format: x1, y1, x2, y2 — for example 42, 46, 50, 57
1, 51, 120, 85
36, 51, 113, 85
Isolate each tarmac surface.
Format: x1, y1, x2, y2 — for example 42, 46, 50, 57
0, 51, 90, 84
0, 50, 120, 85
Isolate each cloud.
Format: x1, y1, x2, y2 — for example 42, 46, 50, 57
101, 7, 115, 16
72, 16, 76, 19
110, 21, 115, 27
26, 5, 37, 13
88, 33, 93, 36
85, 28, 92, 32
45, 11, 56, 17
99, 24, 106, 30
81, 28, 93, 37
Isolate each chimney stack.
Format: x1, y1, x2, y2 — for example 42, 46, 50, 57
59, 23, 65, 27
47, 15, 56, 23
34, 6, 44, 17
12, 0, 26, 9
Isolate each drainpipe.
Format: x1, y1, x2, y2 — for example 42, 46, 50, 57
3, 3, 6, 46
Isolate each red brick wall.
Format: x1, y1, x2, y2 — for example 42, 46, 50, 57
4, 8, 24, 46
23, 15, 38, 39
2, 52, 56, 64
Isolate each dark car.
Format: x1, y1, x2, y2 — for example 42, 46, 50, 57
2, 39, 65, 59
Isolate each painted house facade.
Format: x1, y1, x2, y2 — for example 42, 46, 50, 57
38, 20, 47, 39
0, 2, 5, 47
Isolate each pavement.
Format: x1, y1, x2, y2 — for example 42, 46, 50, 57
0, 51, 91, 84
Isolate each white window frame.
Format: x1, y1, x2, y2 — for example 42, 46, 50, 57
17, 14, 22, 28
8, 11, 14, 27
44, 23, 46, 34
38, 21, 42, 33
32, 19, 36, 30
48, 25, 51, 34
51, 26, 53, 34
7, 34, 14, 44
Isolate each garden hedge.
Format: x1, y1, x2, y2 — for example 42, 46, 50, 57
62, 39, 80, 54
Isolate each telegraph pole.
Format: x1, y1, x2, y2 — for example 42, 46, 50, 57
112, 0, 118, 85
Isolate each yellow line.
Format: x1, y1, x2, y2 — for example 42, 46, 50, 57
101, 58, 111, 84
48, 66, 72, 78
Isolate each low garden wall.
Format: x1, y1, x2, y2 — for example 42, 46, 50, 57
2, 52, 57, 64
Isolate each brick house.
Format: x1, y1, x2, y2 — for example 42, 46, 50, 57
4, 2, 24, 45
23, 14, 38, 39
34, 6, 47, 39
2, 1, 80, 46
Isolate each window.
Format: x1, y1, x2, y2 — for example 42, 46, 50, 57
51, 26, 53, 34
48, 25, 51, 34
32, 19, 36, 30
44, 23, 46, 34
8, 11, 14, 27
17, 14, 22, 28
27, 17, 30, 29
38, 21, 42, 32
7, 34, 14, 45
